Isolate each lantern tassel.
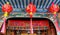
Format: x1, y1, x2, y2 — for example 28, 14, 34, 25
30, 18, 33, 34
30, 12, 33, 18
1, 18, 6, 34
1, 12, 8, 34
53, 12, 60, 31
4, 12, 8, 17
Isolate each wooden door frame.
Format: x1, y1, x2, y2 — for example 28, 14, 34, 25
6, 17, 57, 35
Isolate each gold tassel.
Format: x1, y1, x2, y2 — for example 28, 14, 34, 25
4, 12, 8, 17
53, 12, 56, 15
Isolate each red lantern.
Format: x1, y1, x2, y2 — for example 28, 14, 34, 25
2, 2, 13, 13
49, 3, 59, 14
49, 3, 59, 32
1, 2, 13, 34
26, 3, 36, 18
26, 3, 36, 34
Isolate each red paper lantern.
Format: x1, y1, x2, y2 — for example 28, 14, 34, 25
49, 3, 59, 14
26, 3, 36, 34
1, 2, 13, 34
26, 3, 36, 16
2, 2, 13, 13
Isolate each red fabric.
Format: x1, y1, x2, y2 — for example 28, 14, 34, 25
8, 20, 49, 27
8, 20, 30, 27
39, 20, 49, 27
2, 4, 13, 13
49, 3, 59, 13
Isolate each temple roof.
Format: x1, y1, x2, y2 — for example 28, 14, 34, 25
0, 0, 60, 8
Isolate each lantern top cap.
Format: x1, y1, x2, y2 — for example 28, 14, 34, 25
6, 2, 9, 4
